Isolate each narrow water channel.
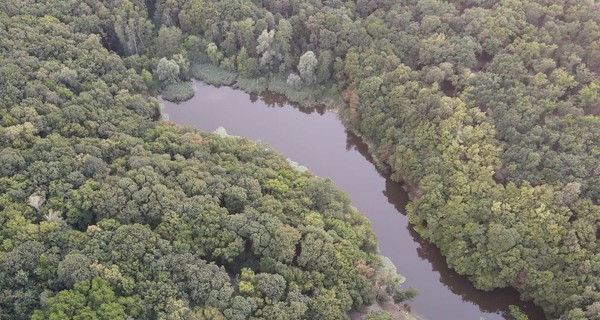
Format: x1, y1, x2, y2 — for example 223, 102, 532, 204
161, 80, 546, 320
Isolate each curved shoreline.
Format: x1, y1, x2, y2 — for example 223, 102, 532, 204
160, 77, 546, 319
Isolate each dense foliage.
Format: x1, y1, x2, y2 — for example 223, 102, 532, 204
2, 0, 600, 318
0, 7, 413, 320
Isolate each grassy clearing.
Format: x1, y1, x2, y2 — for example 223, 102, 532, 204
191, 64, 238, 86
186, 64, 344, 112
234, 76, 269, 93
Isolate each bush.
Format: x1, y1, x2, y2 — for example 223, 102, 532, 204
286, 73, 302, 89
393, 287, 417, 303
161, 81, 196, 102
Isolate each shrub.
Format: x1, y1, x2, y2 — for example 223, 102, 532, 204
286, 73, 302, 89
161, 81, 196, 102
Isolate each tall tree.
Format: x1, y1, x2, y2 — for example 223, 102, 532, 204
256, 29, 281, 73
156, 25, 183, 58
156, 57, 180, 84
298, 51, 317, 84
113, 0, 154, 56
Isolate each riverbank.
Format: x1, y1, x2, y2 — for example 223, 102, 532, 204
174, 64, 424, 205
161, 80, 547, 319
352, 301, 424, 320
181, 64, 341, 108
183, 116, 419, 320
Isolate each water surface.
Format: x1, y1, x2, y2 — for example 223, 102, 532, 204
161, 80, 546, 320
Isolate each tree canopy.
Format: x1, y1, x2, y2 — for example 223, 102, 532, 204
0, 5, 411, 320
1, 0, 599, 318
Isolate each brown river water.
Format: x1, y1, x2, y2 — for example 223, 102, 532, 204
161, 80, 546, 320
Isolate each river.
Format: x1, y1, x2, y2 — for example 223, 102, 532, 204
161, 80, 546, 320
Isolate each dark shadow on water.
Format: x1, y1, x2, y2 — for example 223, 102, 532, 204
408, 225, 546, 319
257, 90, 326, 115
249, 93, 259, 103
345, 129, 409, 212
258, 91, 287, 108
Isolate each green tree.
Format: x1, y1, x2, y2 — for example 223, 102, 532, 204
317, 50, 333, 83
298, 51, 318, 85
156, 57, 180, 84
206, 42, 223, 66
57, 253, 97, 288
156, 26, 183, 58
113, 0, 153, 56
236, 47, 258, 77
255, 273, 286, 301
31, 278, 127, 320
256, 29, 280, 73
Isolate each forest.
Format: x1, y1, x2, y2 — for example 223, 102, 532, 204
1, 0, 599, 319
0, 3, 415, 320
